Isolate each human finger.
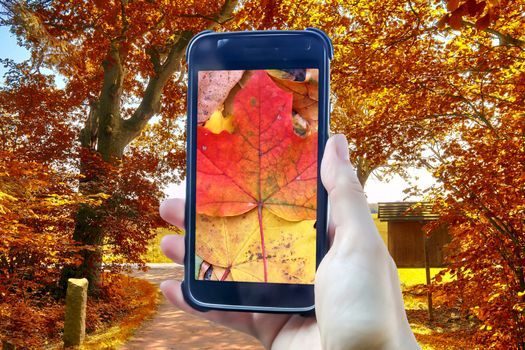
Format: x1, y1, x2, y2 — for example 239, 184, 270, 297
321, 134, 369, 228
160, 235, 185, 265
159, 198, 185, 228
320, 135, 383, 252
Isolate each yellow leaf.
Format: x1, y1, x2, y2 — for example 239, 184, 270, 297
488, 293, 500, 302
513, 303, 524, 312
0, 204, 9, 214
0, 191, 18, 202
196, 208, 316, 283
203, 110, 234, 134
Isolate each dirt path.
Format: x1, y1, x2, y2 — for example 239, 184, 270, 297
120, 265, 264, 350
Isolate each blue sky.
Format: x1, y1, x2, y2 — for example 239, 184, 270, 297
0, 26, 30, 79
0, 25, 65, 87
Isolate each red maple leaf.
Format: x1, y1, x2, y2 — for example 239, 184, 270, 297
196, 70, 318, 281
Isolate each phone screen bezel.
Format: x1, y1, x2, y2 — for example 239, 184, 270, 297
185, 30, 330, 312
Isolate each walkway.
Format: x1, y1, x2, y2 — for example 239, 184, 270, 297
121, 265, 264, 350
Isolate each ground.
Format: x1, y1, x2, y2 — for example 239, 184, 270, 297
119, 264, 474, 349
121, 265, 263, 350
121, 215, 474, 349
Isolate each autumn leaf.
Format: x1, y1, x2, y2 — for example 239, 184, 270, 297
196, 209, 316, 283
437, 15, 449, 30
198, 70, 244, 123
203, 110, 234, 134
268, 71, 319, 127
197, 70, 318, 282
475, 14, 491, 30
197, 70, 318, 222
447, 0, 460, 12
449, 11, 464, 30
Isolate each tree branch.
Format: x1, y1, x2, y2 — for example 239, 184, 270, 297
176, 13, 233, 25
121, 0, 238, 144
461, 19, 525, 48
122, 30, 193, 140
79, 100, 99, 150
95, 42, 125, 160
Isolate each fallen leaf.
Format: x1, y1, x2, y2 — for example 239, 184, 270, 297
203, 110, 234, 134
196, 70, 318, 282
196, 209, 316, 283
266, 69, 307, 81
269, 73, 319, 127
198, 70, 244, 123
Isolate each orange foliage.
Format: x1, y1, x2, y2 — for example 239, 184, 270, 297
439, 0, 501, 30
0, 0, 523, 347
428, 113, 525, 348
0, 273, 157, 349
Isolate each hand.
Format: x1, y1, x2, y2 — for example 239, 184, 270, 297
159, 134, 420, 350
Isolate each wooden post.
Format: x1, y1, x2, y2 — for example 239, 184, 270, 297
63, 278, 88, 347
424, 232, 434, 322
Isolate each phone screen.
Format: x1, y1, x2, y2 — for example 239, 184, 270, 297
195, 68, 319, 284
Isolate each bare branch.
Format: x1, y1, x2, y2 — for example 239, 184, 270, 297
122, 30, 192, 141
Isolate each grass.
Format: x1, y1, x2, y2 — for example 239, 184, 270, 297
398, 268, 445, 286
142, 227, 182, 263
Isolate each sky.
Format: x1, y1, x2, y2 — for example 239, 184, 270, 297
164, 167, 436, 204
0, 26, 30, 77
1, 25, 436, 203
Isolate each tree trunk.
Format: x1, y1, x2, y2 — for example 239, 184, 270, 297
60, 42, 127, 295
355, 156, 374, 187
59, 0, 237, 297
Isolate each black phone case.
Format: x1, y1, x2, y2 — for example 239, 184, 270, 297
183, 28, 332, 313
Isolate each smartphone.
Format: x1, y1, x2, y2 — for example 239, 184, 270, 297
183, 29, 332, 313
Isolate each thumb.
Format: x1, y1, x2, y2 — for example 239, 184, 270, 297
321, 135, 383, 253
321, 134, 370, 229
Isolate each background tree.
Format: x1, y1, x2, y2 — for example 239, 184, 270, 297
1, 0, 524, 347
2, 0, 242, 293
430, 1, 525, 347
0, 67, 88, 347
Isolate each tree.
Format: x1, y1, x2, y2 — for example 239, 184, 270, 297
428, 1, 525, 346
0, 68, 87, 347
2, 0, 242, 293
1, 0, 523, 346
0, 0, 374, 293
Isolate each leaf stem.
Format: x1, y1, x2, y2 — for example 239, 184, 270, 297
220, 268, 230, 281
258, 203, 268, 282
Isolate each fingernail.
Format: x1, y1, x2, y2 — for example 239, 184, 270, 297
332, 134, 349, 161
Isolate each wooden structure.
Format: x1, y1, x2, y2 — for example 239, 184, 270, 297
378, 202, 450, 268
378, 201, 450, 323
